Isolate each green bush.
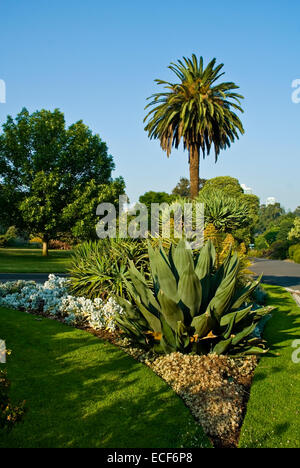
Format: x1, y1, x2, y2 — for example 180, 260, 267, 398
254, 234, 269, 250
289, 244, 300, 260
0, 226, 17, 248
0, 368, 25, 431
196, 191, 251, 233
294, 250, 300, 264
266, 240, 289, 260
115, 240, 273, 356
69, 238, 149, 299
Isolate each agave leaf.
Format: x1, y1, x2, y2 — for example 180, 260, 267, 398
178, 262, 202, 318
212, 247, 232, 292
195, 239, 215, 280
150, 246, 178, 300
173, 239, 194, 278
158, 290, 184, 330
238, 346, 268, 356
231, 274, 262, 311
160, 316, 177, 351
205, 253, 239, 320
213, 338, 233, 355
251, 306, 274, 321
220, 305, 253, 327
115, 296, 147, 324
191, 312, 213, 338
231, 323, 256, 346
222, 313, 236, 340
128, 262, 161, 313
176, 321, 191, 350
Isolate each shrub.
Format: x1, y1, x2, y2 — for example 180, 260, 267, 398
0, 226, 17, 248
69, 238, 149, 300
289, 244, 300, 260
0, 368, 25, 431
248, 249, 266, 258
266, 240, 289, 260
115, 240, 273, 356
294, 250, 300, 264
254, 235, 268, 250
196, 191, 251, 233
48, 239, 72, 250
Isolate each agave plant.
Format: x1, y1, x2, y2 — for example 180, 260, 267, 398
115, 240, 273, 356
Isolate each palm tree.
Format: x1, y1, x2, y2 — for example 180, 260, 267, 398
144, 55, 244, 199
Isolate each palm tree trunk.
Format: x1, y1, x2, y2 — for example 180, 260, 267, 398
189, 145, 200, 199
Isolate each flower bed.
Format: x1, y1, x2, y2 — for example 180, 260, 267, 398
0, 275, 122, 331
0, 275, 259, 448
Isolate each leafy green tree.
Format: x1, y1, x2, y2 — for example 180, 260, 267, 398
172, 178, 191, 198
0, 184, 23, 231
0, 108, 121, 255
255, 203, 285, 234
294, 206, 300, 217
198, 176, 260, 243
288, 218, 300, 243
19, 171, 68, 256
144, 55, 244, 198
171, 177, 207, 198
62, 178, 125, 241
200, 176, 243, 198
139, 191, 176, 210
264, 228, 280, 245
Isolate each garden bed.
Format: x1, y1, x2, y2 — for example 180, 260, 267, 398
2, 277, 297, 448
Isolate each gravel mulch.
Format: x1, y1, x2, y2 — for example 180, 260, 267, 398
88, 328, 257, 448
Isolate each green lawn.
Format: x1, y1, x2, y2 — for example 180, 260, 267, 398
0, 249, 72, 273
239, 285, 300, 448
0, 307, 210, 448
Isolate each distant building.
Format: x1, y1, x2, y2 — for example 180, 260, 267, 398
266, 197, 276, 206
241, 183, 253, 195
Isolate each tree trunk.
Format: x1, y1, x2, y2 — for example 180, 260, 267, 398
42, 240, 49, 257
189, 145, 200, 199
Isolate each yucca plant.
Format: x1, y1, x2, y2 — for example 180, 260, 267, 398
69, 238, 149, 299
115, 240, 273, 356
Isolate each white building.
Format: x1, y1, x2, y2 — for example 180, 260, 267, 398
241, 183, 253, 195
266, 197, 276, 206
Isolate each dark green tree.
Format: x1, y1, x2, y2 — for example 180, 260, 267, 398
172, 177, 207, 198
0, 108, 122, 255
255, 203, 285, 234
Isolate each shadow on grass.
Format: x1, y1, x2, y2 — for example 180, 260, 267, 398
0, 308, 209, 448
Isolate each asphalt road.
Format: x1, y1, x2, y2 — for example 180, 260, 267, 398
1, 259, 300, 292
0, 273, 68, 284
250, 258, 300, 291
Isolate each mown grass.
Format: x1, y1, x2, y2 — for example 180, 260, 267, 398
239, 285, 300, 448
0, 307, 211, 448
0, 249, 72, 273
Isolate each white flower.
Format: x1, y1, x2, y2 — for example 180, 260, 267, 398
0, 275, 123, 331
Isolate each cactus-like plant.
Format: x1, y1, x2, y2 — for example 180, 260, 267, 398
115, 239, 273, 356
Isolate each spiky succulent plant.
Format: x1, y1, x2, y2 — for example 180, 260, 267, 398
115, 240, 273, 356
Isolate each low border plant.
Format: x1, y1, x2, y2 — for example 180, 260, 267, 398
0, 275, 122, 331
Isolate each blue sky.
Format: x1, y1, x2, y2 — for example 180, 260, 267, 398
0, 0, 299, 210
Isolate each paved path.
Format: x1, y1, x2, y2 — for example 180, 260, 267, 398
0, 273, 68, 284
250, 258, 300, 291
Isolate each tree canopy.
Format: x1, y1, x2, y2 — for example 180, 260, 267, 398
0, 108, 125, 254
